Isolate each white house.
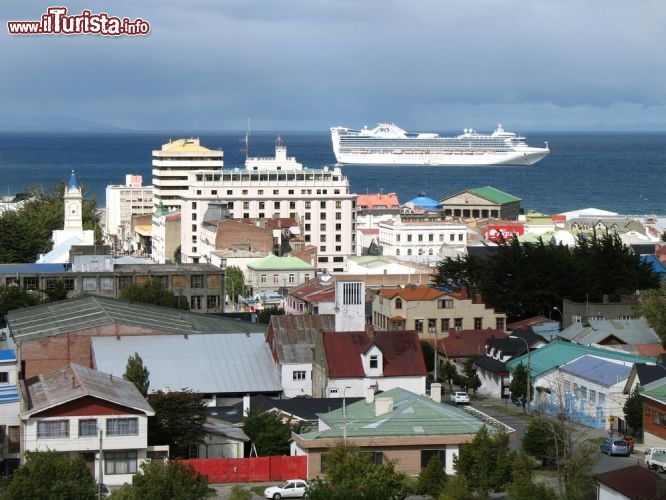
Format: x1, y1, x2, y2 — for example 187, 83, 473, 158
20, 363, 156, 487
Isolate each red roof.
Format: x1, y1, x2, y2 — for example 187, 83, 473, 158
379, 284, 444, 301
356, 192, 400, 209
323, 330, 427, 378
595, 464, 666, 499
438, 329, 508, 357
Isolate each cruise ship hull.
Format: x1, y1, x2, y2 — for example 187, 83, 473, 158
331, 123, 550, 167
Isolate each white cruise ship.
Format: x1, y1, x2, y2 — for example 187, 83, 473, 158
331, 122, 550, 166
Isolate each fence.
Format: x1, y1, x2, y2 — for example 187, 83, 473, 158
181, 455, 307, 483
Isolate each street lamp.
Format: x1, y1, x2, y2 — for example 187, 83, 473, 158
509, 335, 531, 414
98, 426, 104, 500
552, 306, 563, 330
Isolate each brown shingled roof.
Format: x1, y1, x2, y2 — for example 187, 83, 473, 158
594, 464, 666, 499
437, 329, 508, 358
379, 284, 444, 301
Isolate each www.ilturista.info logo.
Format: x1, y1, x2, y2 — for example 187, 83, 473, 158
7, 7, 150, 36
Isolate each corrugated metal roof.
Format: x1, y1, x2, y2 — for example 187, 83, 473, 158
7, 296, 266, 342
300, 387, 500, 440
92, 334, 282, 394
506, 340, 655, 379
22, 363, 153, 418
269, 315, 335, 364
560, 355, 631, 386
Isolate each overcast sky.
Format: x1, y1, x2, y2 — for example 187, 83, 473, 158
3, 0, 665, 132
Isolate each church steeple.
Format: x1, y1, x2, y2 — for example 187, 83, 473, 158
63, 170, 83, 232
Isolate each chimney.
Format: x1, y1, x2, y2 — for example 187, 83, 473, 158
375, 396, 393, 416
366, 387, 375, 404
243, 394, 250, 416
459, 286, 468, 300
474, 293, 483, 304
430, 382, 442, 403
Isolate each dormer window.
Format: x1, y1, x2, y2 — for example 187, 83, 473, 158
370, 355, 379, 369
395, 298, 402, 309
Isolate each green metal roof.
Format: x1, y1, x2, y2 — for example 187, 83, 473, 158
298, 387, 499, 441
641, 378, 666, 404
247, 254, 314, 271
469, 186, 521, 204
506, 340, 656, 380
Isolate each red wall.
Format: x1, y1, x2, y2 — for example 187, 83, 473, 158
180, 456, 307, 483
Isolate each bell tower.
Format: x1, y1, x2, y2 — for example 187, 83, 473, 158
63, 170, 83, 232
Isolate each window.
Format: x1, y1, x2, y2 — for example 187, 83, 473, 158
191, 275, 204, 288
190, 296, 202, 310
496, 318, 505, 331
474, 317, 483, 329
0, 372, 7, 383
261, 274, 267, 284
288, 274, 295, 284
105, 451, 138, 475
83, 277, 97, 291
437, 299, 453, 309
38, 420, 69, 439
415, 319, 424, 332
63, 278, 75, 290
395, 298, 402, 309
441, 318, 450, 331
207, 295, 220, 308
273, 274, 279, 284
428, 319, 437, 333
23, 276, 38, 290
421, 449, 446, 469
79, 419, 98, 437
293, 370, 306, 381
370, 355, 379, 369
454, 318, 463, 330
106, 418, 138, 436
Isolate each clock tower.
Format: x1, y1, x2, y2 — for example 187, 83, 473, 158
63, 170, 83, 232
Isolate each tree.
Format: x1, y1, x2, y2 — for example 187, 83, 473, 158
256, 305, 285, 324
305, 443, 412, 500
0, 284, 41, 327
453, 426, 514, 497
129, 459, 210, 500
421, 341, 435, 373
504, 452, 558, 500
242, 410, 292, 456
6, 450, 97, 500
224, 265, 246, 306
120, 278, 189, 310
417, 455, 447, 496
508, 362, 532, 409
461, 358, 481, 395
43, 278, 69, 302
562, 439, 600, 500
441, 360, 459, 391
623, 385, 643, 435
147, 390, 207, 458
123, 352, 150, 396
0, 180, 99, 263
432, 234, 660, 322
521, 415, 569, 468
636, 282, 666, 345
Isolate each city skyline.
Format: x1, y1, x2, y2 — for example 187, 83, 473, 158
3, 0, 665, 132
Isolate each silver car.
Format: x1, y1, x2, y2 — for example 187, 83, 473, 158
599, 438, 630, 456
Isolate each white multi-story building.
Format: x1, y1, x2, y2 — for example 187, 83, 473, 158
152, 138, 223, 212
105, 174, 153, 246
179, 138, 357, 273
378, 215, 468, 260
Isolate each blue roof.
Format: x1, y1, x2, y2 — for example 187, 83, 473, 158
560, 354, 632, 386
407, 194, 440, 209
0, 263, 71, 273
0, 350, 16, 362
67, 170, 79, 190
642, 255, 666, 279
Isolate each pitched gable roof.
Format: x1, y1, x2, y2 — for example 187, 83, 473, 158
299, 387, 511, 441
438, 329, 508, 358
594, 464, 666, 499
268, 314, 335, 364
22, 363, 154, 418
323, 330, 426, 378
468, 186, 520, 204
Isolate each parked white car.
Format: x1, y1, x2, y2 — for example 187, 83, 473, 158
450, 391, 470, 404
264, 479, 308, 499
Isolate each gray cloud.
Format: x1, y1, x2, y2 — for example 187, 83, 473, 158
2, 0, 665, 131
